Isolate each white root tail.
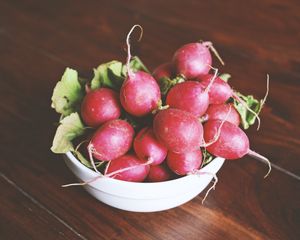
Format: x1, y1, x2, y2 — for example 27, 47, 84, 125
204, 66, 219, 94
126, 24, 143, 79
262, 74, 270, 106
247, 149, 272, 178
62, 157, 153, 188
202, 41, 225, 66
189, 170, 219, 204
87, 143, 101, 174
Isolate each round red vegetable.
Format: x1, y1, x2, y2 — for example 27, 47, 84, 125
105, 154, 150, 182
167, 149, 202, 175
166, 81, 209, 117
152, 62, 175, 82
146, 164, 173, 182
120, 71, 161, 117
89, 119, 134, 161
205, 103, 240, 126
81, 88, 121, 127
153, 108, 203, 153
198, 74, 232, 104
134, 127, 168, 165
173, 42, 212, 79
203, 120, 249, 159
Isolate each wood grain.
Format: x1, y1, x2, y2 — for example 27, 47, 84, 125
0, 0, 299, 239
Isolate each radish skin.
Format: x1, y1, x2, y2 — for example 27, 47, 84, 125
146, 164, 173, 182
205, 103, 240, 126
105, 154, 150, 182
166, 81, 209, 117
167, 149, 202, 175
89, 119, 134, 161
173, 42, 212, 79
153, 108, 203, 153
81, 88, 121, 127
134, 127, 168, 165
153, 62, 175, 82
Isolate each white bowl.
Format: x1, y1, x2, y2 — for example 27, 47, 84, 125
64, 152, 225, 212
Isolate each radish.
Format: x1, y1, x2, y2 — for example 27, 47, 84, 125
205, 103, 240, 126
146, 164, 173, 182
105, 154, 150, 182
153, 108, 203, 153
120, 25, 161, 117
88, 119, 134, 161
120, 71, 161, 116
152, 62, 175, 82
133, 127, 168, 165
203, 120, 271, 177
81, 88, 121, 127
167, 149, 202, 175
166, 81, 209, 117
198, 74, 232, 104
198, 74, 263, 129
172, 42, 224, 79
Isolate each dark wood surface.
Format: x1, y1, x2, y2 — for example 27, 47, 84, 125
0, 0, 299, 239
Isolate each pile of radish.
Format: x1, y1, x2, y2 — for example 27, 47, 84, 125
51, 25, 271, 188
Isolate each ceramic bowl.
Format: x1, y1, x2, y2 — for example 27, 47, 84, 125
64, 152, 225, 212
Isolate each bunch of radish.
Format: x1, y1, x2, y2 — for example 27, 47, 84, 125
51, 25, 271, 188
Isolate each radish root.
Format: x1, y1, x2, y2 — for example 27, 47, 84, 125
204, 65, 219, 94
87, 143, 101, 174
62, 157, 153, 188
248, 149, 272, 178
262, 74, 270, 106
126, 24, 143, 79
105, 157, 153, 178
202, 41, 225, 66
190, 170, 218, 204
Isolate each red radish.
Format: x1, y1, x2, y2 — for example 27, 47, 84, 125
89, 119, 134, 161
205, 103, 240, 126
81, 88, 121, 127
198, 74, 232, 104
105, 154, 150, 182
146, 164, 173, 182
120, 25, 161, 117
152, 62, 175, 82
153, 108, 203, 153
167, 149, 202, 175
120, 71, 161, 116
198, 73, 264, 129
166, 81, 209, 117
173, 42, 212, 79
134, 127, 168, 165
203, 120, 271, 176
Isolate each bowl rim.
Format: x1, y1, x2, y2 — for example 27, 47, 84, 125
65, 151, 225, 186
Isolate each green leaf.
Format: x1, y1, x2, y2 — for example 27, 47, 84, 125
159, 75, 185, 95
129, 56, 150, 73
233, 93, 264, 129
219, 73, 231, 82
51, 113, 85, 154
91, 57, 149, 91
72, 150, 93, 168
51, 68, 84, 116
202, 149, 214, 166
91, 60, 124, 90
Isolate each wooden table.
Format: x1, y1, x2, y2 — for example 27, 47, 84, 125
1, 0, 299, 239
